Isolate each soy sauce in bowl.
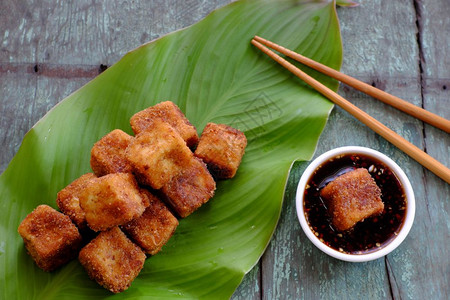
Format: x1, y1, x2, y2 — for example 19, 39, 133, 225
304, 153, 407, 255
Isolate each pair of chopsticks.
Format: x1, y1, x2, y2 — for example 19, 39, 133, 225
251, 36, 450, 184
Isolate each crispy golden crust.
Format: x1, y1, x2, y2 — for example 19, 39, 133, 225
130, 101, 199, 148
78, 227, 146, 293
194, 123, 247, 179
126, 120, 194, 189
90, 129, 133, 177
320, 168, 384, 231
56, 173, 96, 230
161, 157, 216, 218
122, 190, 178, 255
138, 187, 152, 207
18, 205, 82, 272
79, 173, 147, 232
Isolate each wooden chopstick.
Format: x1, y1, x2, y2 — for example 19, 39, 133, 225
251, 38, 450, 184
253, 35, 450, 133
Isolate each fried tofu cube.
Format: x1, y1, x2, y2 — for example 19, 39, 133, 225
194, 123, 247, 179
130, 101, 199, 148
56, 173, 96, 230
122, 189, 178, 255
125, 120, 194, 189
320, 168, 384, 231
78, 227, 146, 293
90, 129, 133, 176
79, 173, 147, 232
18, 205, 82, 272
161, 157, 216, 218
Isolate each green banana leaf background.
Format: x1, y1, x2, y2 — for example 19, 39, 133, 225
0, 0, 344, 298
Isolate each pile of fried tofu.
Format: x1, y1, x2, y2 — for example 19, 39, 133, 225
18, 101, 247, 293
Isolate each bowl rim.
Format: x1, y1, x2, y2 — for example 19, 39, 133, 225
295, 146, 416, 262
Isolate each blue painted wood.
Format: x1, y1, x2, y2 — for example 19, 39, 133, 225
0, 0, 448, 299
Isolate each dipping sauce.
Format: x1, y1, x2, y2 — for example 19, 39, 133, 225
303, 153, 407, 254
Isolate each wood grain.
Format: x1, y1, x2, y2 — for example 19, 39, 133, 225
1, 0, 448, 299
388, 0, 450, 299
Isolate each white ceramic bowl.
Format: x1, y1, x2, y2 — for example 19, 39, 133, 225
296, 146, 415, 262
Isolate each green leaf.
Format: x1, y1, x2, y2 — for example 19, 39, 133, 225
0, 0, 342, 298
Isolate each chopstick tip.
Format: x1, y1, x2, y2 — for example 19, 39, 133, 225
253, 35, 264, 42
250, 39, 263, 48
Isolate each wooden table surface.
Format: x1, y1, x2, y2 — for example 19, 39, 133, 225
1, 0, 448, 299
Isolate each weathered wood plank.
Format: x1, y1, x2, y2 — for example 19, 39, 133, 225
0, 0, 234, 65
0, 71, 93, 172
232, 264, 261, 300
387, 0, 449, 299
0, 71, 38, 172
260, 0, 432, 298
